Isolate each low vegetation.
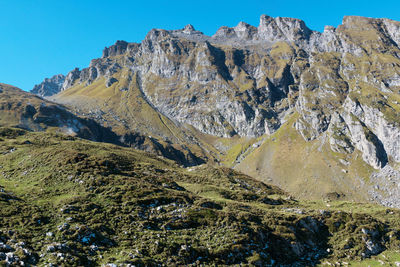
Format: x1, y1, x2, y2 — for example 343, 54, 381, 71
1, 127, 400, 266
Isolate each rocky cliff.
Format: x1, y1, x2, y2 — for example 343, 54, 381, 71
31, 74, 65, 97
36, 15, 400, 206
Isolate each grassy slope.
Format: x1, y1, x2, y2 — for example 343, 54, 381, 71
0, 83, 206, 167
1, 128, 400, 266
0, 83, 45, 128
52, 71, 219, 163
236, 113, 374, 202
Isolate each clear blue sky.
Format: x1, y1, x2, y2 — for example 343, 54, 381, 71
1, 0, 400, 91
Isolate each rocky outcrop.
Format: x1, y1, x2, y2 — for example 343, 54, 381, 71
339, 97, 389, 169
102, 40, 128, 57
327, 112, 355, 154
61, 68, 81, 91
257, 15, 312, 43
31, 74, 65, 97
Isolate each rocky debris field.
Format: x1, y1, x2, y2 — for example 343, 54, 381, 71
369, 165, 400, 207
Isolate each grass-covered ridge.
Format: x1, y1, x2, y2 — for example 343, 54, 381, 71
0, 83, 206, 167
1, 127, 400, 266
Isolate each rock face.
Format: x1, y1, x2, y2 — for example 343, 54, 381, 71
54, 15, 399, 170
31, 74, 65, 97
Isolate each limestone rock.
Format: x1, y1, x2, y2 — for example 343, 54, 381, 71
341, 99, 388, 169
62, 68, 81, 91
49, 14, 400, 172
102, 40, 128, 58
31, 74, 65, 97
105, 77, 118, 87
327, 112, 354, 154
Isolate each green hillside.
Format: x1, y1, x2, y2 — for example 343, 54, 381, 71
1, 127, 400, 266
236, 113, 374, 202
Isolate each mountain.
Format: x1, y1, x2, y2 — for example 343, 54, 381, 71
0, 83, 204, 166
31, 74, 65, 97
2, 127, 400, 266
34, 15, 400, 207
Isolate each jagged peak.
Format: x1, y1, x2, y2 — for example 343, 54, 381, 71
115, 40, 128, 45
234, 21, 257, 40
61, 68, 81, 91
257, 14, 312, 41
143, 28, 172, 43
102, 40, 129, 58
213, 26, 236, 38
234, 21, 257, 32
257, 14, 311, 31
183, 24, 195, 33
212, 21, 257, 40
235, 21, 253, 29
275, 16, 312, 37
323, 25, 336, 32
170, 24, 204, 36
259, 14, 274, 26
43, 73, 65, 82
275, 16, 308, 24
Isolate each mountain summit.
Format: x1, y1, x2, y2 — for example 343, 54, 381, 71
32, 15, 400, 207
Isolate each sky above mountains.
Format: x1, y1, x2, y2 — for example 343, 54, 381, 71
2, 0, 400, 91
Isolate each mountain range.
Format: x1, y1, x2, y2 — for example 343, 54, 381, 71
1, 14, 400, 266
30, 15, 400, 207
